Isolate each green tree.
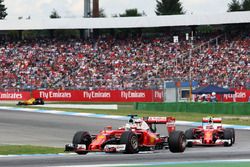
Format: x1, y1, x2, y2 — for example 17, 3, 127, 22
242, 0, 250, 10
110, 9, 145, 38
119, 8, 145, 17
228, 0, 250, 11
197, 25, 214, 34
228, 0, 242, 11
155, 0, 184, 15
0, 0, 7, 19
50, 9, 61, 18
99, 8, 106, 17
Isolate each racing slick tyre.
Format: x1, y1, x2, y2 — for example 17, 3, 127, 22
168, 131, 186, 153
223, 129, 233, 147
120, 131, 139, 154
226, 128, 235, 144
185, 128, 194, 147
36, 98, 45, 105
72, 131, 92, 155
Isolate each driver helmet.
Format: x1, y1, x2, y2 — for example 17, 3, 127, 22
134, 119, 143, 128
205, 117, 213, 129
129, 118, 134, 124
125, 123, 131, 131
208, 117, 213, 124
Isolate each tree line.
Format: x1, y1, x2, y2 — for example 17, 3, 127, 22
1, 0, 250, 20
0, 0, 249, 39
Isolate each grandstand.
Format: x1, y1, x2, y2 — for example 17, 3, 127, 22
0, 12, 249, 92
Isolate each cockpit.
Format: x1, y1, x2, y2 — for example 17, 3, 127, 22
124, 115, 150, 130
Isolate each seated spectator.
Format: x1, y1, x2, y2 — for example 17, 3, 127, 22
201, 94, 208, 102
0, 32, 249, 91
210, 92, 218, 102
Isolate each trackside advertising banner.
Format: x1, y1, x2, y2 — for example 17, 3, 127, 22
222, 89, 250, 102
0, 92, 31, 100
199, 89, 250, 102
32, 90, 164, 102
0, 90, 249, 102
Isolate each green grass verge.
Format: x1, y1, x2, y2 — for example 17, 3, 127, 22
119, 162, 250, 167
0, 102, 249, 155
0, 145, 63, 155
1, 103, 250, 125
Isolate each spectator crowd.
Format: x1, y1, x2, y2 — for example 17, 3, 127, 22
0, 33, 249, 91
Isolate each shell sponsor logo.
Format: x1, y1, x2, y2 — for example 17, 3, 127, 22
97, 135, 105, 139
204, 131, 212, 140
149, 135, 155, 144
94, 135, 106, 143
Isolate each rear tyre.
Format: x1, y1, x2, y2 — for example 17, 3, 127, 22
168, 131, 186, 153
185, 128, 194, 147
226, 128, 235, 144
72, 131, 92, 154
120, 131, 139, 154
223, 129, 233, 147
37, 98, 45, 105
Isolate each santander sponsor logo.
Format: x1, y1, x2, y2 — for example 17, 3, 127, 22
224, 91, 246, 99
121, 91, 145, 99
0, 92, 23, 99
234, 91, 246, 99
224, 94, 233, 100
83, 91, 111, 99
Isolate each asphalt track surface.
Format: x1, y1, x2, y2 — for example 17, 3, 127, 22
0, 109, 250, 167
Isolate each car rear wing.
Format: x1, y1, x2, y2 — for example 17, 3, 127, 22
143, 117, 175, 124
202, 117, 222, 123
143, 117, 176, 134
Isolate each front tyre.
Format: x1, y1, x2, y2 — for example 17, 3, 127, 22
185, 128, 194, 147
72, 131, 92, 155
120, 131, 139, 154
168, 131, 186, 153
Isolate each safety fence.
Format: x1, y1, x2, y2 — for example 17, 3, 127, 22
135, 102, 250, 115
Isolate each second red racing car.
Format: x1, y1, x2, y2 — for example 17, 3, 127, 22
185, 117, 235, 147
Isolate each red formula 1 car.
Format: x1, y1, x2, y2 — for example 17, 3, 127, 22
65, 115, 186, 154
185, 117, 235, 147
